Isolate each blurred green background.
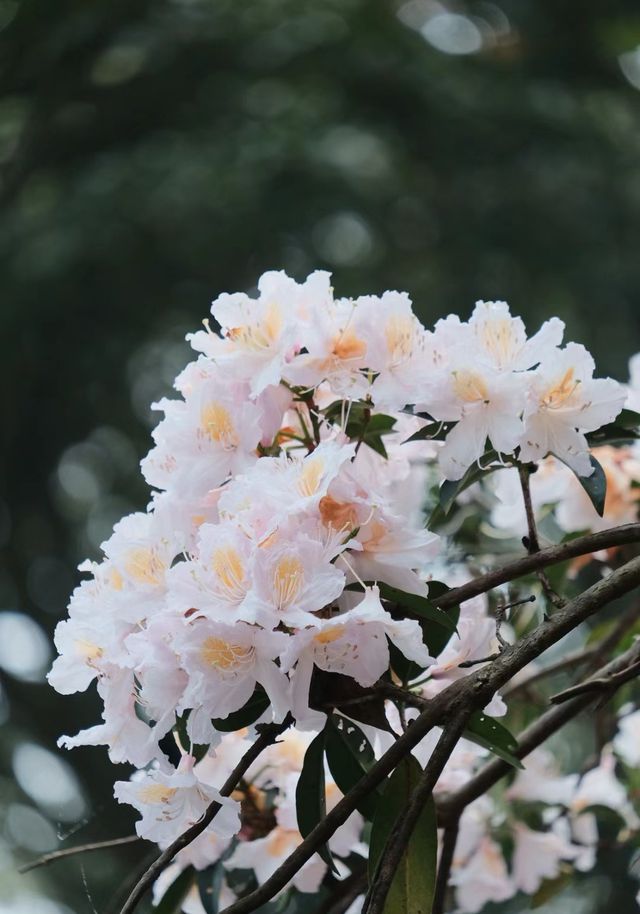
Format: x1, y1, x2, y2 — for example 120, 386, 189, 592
3, 0, 640, 911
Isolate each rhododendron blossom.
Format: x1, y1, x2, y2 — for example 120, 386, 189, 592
47, 271, 640, 914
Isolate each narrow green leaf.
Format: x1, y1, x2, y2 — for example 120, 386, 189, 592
428, 450, 506, 527
378, 582, 456, 633
405, 420, 456, 443
576, 454, 607, 518
586, 408, 640, 446
197, 861, 226, 914
368, 757, 438, 914
325, 714, 380, 820
426, 581, 460, 658
155, 866, 196, 914
295, 729, 336, 870
464, 711, 524, 769
212, 686, 270, 732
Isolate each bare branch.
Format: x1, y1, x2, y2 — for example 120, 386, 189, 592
19, 835, 140, 874
501, 647, 597, 699
550, 655, 640, 705
217, 555, 640, 914
433, 523, 640, 610
438, 639, 640, 826
432, 816, 460, 914
119, 715, 293, 914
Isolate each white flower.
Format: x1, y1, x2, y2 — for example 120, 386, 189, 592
512, 822, 580, 894
468, 300, 564, 372
519, 342, 625, 476
114, 754, 239, 852
451, 836, 514, 913
614, 710, 640, 767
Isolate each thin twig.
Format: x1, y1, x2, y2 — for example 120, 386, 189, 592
432, 816, 460, 914
501, 647, 597, 699
550, 656, 640, 705
119, 715, 293, 914
19, 835, 140, 874
432, 523, 640, 610
363, 720, 467, 914
316, 868, 368, 914
216, 555, 640, 914
518, 464, 565, 607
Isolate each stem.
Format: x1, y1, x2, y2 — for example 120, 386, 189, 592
119, 716, 292, 914
518, 463, 565, 607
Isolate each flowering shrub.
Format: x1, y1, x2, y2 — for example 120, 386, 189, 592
47, 272, 640, 914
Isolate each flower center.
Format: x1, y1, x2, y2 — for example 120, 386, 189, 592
273, 555, 304, 609
200, 637, 255, 671
452, 370, 490, 404
541, 367, 579, 409
211, 546, 247, 603
124, 548, 166, 587
200, 402, 238, 446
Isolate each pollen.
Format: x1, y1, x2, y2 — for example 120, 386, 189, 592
227, 303, 283, 351
297, 459, 324, 497
200, 402, 238, 446
138, 783, 178, 805
201, 636, 255, 670
211, 546, 246, 602
273, 555, 304, 609
478, 318, 518, 368
385, 314, 415, 362
332, 328, 367, 361
314, 626, 344, 644
124, 548, 166, 587
75, 638, 104, 661
452, 370, 490, 404
319, 495, 358, 531
541, 367, 579, 409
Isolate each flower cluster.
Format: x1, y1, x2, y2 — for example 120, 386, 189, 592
48, 270, 638, 913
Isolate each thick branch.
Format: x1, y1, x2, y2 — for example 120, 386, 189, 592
218, 555, 640, 914
438, 639, 640, 825
433, 523, 640, 610
119, 716, 292, 914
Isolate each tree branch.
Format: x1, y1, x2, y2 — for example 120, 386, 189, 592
119, 715, 293, 914
433, 523, 640, 610
363, 719, 467, 914
432, 815, 460, 914
437, 639, 640, 826
550, 656, 640, 705
217, 554, 640, 914
19, 835, 140, 874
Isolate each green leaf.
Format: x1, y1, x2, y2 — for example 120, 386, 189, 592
155, 866, 196, 914
377, 582, 456, 633
325, 714, 380, 820
587, 408, 640, 446
428, 449, 505, 526
464, 711, 524, 769
575, 454, 607, 518
295, 729, 337, 870
405, 420, 456, 443
212, 686, 270, 732
426, 581, 460, 658
531, 868, 572, 908
368, 757, 438, 914
197, 861, 227, 914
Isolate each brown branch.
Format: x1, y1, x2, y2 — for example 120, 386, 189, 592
501, 648, 598, 699
550, 656, 640, 705
119, 715, 293, 914
518, 463, 566, 607
432, 815, 460, 914
433, 523, 640, 610
364, 719, 467, 914
438, 639, 640, 826
19, 835, 140, 874
216, 554, 640, 914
